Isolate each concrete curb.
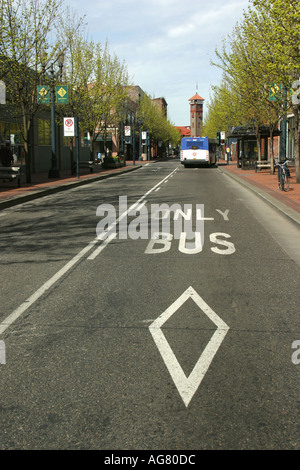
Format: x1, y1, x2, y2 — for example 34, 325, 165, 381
218, 166, 300, 227
0, 164, 143, 210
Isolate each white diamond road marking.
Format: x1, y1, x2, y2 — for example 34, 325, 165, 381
149, 286, 229, 407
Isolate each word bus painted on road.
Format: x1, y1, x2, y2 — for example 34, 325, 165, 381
180, 137, 218, 167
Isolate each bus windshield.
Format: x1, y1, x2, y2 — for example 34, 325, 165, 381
181, 138, 208, 151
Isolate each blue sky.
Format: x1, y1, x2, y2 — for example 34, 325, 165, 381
70, 0, 250, 126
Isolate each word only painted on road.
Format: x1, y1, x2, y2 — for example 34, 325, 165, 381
95, 197, 234, 254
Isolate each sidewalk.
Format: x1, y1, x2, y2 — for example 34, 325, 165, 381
0, 160, 146, 209
218, 160, 300, 226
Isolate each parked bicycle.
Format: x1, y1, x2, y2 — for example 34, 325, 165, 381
277, 160, 290, 191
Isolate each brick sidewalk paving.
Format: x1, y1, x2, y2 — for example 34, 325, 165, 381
0, 160, 146, 208
219, 161, 300, 216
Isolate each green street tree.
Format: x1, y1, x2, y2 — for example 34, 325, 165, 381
138, 93, 180, 157
211, 0, 300, 178
61, 25, 130, 161
0, 0, 68, 182
251, 0, 300, 181
204, 82, 243, 140
95, 43, 130, 158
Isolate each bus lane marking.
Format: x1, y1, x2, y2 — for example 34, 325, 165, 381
216, 209, 229, 221
149, 286, 230, 407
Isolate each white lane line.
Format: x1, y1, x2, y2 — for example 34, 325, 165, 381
88, 167, 178, 260
87, 233, 117, 260
149, 286, 229, 407
0, 167, 179, 336
0, 239, 98, 336
87, 200, 147, 260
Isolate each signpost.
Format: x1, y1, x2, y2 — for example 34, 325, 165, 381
125, 126, 132, 145
64, 117, 75, 137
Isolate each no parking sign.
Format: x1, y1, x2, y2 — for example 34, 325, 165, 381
64, 117, 75, 136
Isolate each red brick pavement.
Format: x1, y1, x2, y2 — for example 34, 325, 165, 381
220, 161, 300, 215
0, 161, 146, 208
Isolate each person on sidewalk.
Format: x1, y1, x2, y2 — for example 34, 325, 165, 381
0, 141, 14, 166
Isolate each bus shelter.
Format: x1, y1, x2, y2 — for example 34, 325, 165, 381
227, 125, 281, 170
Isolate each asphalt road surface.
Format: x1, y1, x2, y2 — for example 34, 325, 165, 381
0, 160, 299, 451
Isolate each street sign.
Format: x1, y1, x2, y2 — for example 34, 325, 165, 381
64, 117, 75, 137
56, 85, 69, 104
37, 85, 50, 103
125, 126, 132, 144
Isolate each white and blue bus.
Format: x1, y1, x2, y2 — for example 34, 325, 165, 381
180, 137, 218, 167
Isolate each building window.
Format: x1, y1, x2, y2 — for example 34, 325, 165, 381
38, 119, 51, 145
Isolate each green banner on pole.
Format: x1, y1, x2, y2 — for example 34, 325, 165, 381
37, 85, 50, 103
56, 85, 68, 104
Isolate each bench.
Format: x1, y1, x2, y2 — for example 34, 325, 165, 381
255, 160, 278, 173
255, 160, 272, 172
78, 161, 95, 173
0, 166, 21, 187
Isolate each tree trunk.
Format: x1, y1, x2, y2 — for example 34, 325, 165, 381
89, 137, 94, 162
269, 124, 275, 174
256, 125, 261, 161
22, 113, 31, 183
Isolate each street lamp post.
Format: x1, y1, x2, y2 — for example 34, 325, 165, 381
119, 103, 126, 165
132, 116, 136, 166
138, 112, 145, 161
147, 131, 150, 161
138, 119, 142, 162
48, 52, 64, 178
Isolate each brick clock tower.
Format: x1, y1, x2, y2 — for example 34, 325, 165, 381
189, 94, 204, 137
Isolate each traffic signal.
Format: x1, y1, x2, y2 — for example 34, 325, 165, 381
216, 130, 221, 145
